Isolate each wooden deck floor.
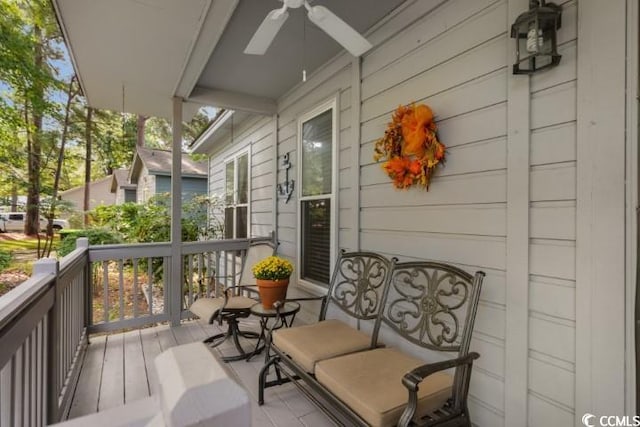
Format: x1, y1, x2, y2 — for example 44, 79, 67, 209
66, 318, 335, 426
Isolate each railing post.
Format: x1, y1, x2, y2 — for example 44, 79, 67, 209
36, 258, 59, 425
170, 96, 183, 327
76, 238, 91, 341
76, 237, 89, 250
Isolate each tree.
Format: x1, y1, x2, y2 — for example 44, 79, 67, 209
38, 77, 80, 257
0, 0, 217, 241
84, 107, 93, 226
0, 0, 64, 234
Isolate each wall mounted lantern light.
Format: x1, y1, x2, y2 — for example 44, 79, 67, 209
510, 0, 562, 75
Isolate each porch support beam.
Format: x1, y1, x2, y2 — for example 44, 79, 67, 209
172, 0, 239, 98
170, 96, 183, 327
576, 0, 627, 420
350, 56, 361, 251
625, 0, 639, 413
188, 86, 277, 115
504, 0, 530, 425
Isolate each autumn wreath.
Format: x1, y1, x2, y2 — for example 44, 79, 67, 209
373, 103, 445, 190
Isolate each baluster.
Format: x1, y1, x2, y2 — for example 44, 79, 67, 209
147, 258, 153, 316
163, 257, 170, 315
197, 253, 203, 298
118, 259, 124, 321
16, 348, 22, 427
187, 254, 194, 308
231, 251, 237, 292
133, 259, 139, 318
36, 322, 43, 427
102, 261, 109, 324
30, 332, 36, 427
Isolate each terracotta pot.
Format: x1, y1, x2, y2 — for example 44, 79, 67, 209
256, 278, 290, 309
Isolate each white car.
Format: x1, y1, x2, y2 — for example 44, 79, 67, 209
0, 212, 70, 233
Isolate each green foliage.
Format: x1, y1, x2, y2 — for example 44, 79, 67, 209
91, 202, 142, 240
58, 228, 122, 257
0, 0, 219, 232
87, 194, 224, 244
0, 250, 12, 271
65, 211, 85, 229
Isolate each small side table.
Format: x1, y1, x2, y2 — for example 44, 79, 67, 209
249, 302, 300, 362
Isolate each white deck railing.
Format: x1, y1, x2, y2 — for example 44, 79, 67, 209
0, 234, 273, 425
0, 238, 89, 425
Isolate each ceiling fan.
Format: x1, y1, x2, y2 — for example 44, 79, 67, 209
244, 0, 373, 57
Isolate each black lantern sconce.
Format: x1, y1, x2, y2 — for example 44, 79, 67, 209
510, 0, 562, 75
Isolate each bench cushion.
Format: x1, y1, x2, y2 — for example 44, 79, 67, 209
315, 348, 453, 427
190, 296, 256, 324
272, 319, 372, 373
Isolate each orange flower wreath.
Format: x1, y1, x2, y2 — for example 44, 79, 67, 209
373, 103, 445, 190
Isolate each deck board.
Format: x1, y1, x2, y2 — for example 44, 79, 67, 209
139, 327, 162, 395
67, 319, 335, 426
98, 333, 124, 411
123, 330, 149, 403
67, 335, 106, 418
155, 323, 178, 352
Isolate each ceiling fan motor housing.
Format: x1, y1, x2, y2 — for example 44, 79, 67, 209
283, 0, 305, 9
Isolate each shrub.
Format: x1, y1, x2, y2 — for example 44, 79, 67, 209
58, 228, 122, 257
0, 249, 11, 271
86, 194, 225, 244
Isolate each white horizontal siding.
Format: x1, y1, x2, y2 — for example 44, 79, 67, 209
199, 0, 627, 424
359, 0, 507, 423
206, 115, 275, 238
276, 65, 353, 276
526, 2, 578, 419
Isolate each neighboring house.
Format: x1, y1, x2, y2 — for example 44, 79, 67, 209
129, 146, 208, 204
59, 175, 116, 215
110, 168, 137, 204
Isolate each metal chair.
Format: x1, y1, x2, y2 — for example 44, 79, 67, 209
190, 241, 275, 361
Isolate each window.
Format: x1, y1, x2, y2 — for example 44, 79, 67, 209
298, 101, 336, 287
124, 189, 136, 203
224, 150, 250, 239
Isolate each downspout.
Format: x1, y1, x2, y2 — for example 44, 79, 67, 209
272, 114, 279, 245
170, 97, 183, 327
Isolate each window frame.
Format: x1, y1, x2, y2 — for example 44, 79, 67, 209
296, 97, 339, 293
223, 146, 251, 239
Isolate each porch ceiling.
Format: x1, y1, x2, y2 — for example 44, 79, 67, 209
52, 0, 239, 120
194, 0, 405, 105
53, 0, 405, 118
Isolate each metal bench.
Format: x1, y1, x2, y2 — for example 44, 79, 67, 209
259, 256, 484, 427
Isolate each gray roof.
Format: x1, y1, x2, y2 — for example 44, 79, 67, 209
111, 168, 136, 193
135, 147, 207, 176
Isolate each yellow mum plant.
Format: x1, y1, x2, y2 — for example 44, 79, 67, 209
252, 256, 294, 281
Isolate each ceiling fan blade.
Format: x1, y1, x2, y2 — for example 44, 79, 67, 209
244, 8, 290, 55
306, 5, 372, 57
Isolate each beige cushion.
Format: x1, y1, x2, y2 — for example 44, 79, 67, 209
315, 348, 453, 427
189, 296, 256, 324
272, 319, 372, 373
